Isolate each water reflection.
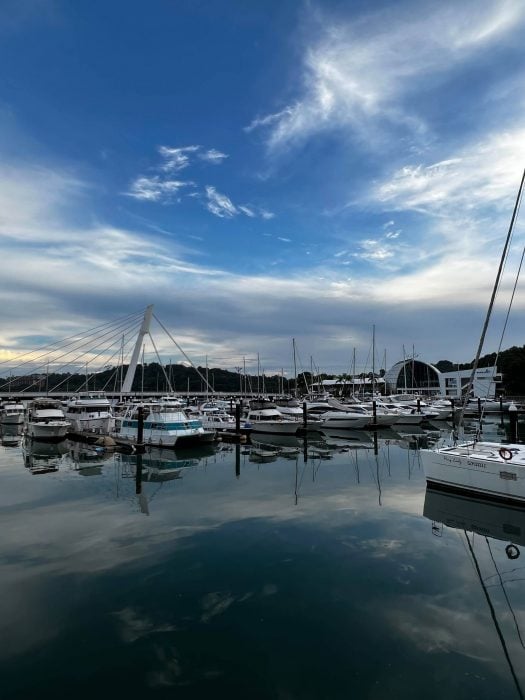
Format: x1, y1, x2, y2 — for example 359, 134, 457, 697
2, 418, 525, 698
22, 438, 68, 475
424, 487, 525, 699
0, 422, 23, 447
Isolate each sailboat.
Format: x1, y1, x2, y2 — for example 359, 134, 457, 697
420, 168, 525, 503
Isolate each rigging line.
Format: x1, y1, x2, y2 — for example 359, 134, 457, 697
53, 322, 141, 387
152, 314, 214, 395
101, 365, 121, 392
477, 192, 524, 434
7, 319, 143, 393
485, 565, 525, 582
461, 168, 525, 424
485, 537, 525, 651
489, 193, 525, 391
465, 531, 524, 700
0, 308, 145, 372
148, 333, 173, 393
15, 320, 142, 394
47, 332, 135, 394
0, 312, 144, 379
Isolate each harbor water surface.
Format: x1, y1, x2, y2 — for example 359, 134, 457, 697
2, 418, 525, 699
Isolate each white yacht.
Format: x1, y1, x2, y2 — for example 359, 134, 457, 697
25, 399, 70, 441
244, 401, 301, 435
421, 442, 525, 503
1, 401, 25, 425
113, 402, 216, 448
274, 398, 322, 430
65, 392, 114, 434
318, 410, 370, 430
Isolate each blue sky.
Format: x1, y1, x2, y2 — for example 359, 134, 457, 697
1, 0, 525, 378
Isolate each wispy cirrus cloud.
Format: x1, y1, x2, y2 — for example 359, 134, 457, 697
373, 127, 525, 216
125, 176, 194, 202
124, 144, 273, 218
198, 148, 228, 164
248, 0, 525, 152
205, 186, 237, 218
158, 145, 200, 172
204, 187, 275, 220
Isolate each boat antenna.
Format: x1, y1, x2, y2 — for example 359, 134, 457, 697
460, 168, 525, 423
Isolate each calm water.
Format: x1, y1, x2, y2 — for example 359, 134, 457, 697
2, 417, 525, 699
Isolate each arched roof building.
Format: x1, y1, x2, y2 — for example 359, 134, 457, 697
384, 360, 441, 396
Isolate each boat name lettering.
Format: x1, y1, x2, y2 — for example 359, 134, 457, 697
444, 456, 462, 464
467, 460, 486, 468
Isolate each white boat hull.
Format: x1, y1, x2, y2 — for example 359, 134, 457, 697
319, 416, 370, 430
248, 421, 300, 435
26, 421, 69, 442
67, 416, 115, 434
421, 441, 525, 503
1, 414, 24, 425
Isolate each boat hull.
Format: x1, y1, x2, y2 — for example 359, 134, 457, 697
1, 414, 24, 425
421, 441, 525, 504
26, 422, 69, 442
248, 421, 300, 435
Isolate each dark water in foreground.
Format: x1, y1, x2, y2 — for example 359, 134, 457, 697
2, 418, 525, 699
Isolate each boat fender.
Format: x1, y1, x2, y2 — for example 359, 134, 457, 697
506, 544, 520, 560
499, 447, 513, 461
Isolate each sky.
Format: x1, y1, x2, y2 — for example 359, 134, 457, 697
1, 0, 525, 379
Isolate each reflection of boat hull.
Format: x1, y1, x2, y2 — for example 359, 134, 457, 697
318, 429, 373, 450
249, 448, 279, 463
421, 441, 525, 504
23, 438, 68, 474
424, 487, 525, 545
1, 424, 23, 446
119, 446, 200, 481
252, 433, 302, 449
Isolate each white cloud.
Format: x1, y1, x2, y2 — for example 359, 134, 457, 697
198, 148, 228, 164
244, 107, 294, 133
250, 1, 525, 151
353, 239, 395, 262
374, 130, 525, 216
260, 208, 275, 220
158, 145, 200, 172
238, 205, 255, 217
125, 176, 193, 202
277, 237, 291, 243
205, 185, 238, 218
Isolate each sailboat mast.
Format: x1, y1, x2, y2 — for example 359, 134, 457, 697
372, 325, 376, 396
463, 168, 525, 410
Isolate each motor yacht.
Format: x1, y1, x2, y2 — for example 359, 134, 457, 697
113, 401, 216, 448
64, 392, 114, 434
25, 399, 70, 441
1, 401, 25, 425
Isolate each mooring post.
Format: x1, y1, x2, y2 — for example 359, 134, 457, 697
235, 443, 240, 478
235, 402, 241, 434
303, 401, 307, 431
135, 451, 143, 494
478, 397, 482, 417
136, 406, 145, 453
372, 400, 377, 426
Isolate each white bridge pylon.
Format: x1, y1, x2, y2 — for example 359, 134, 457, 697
121, 304, 153, 393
